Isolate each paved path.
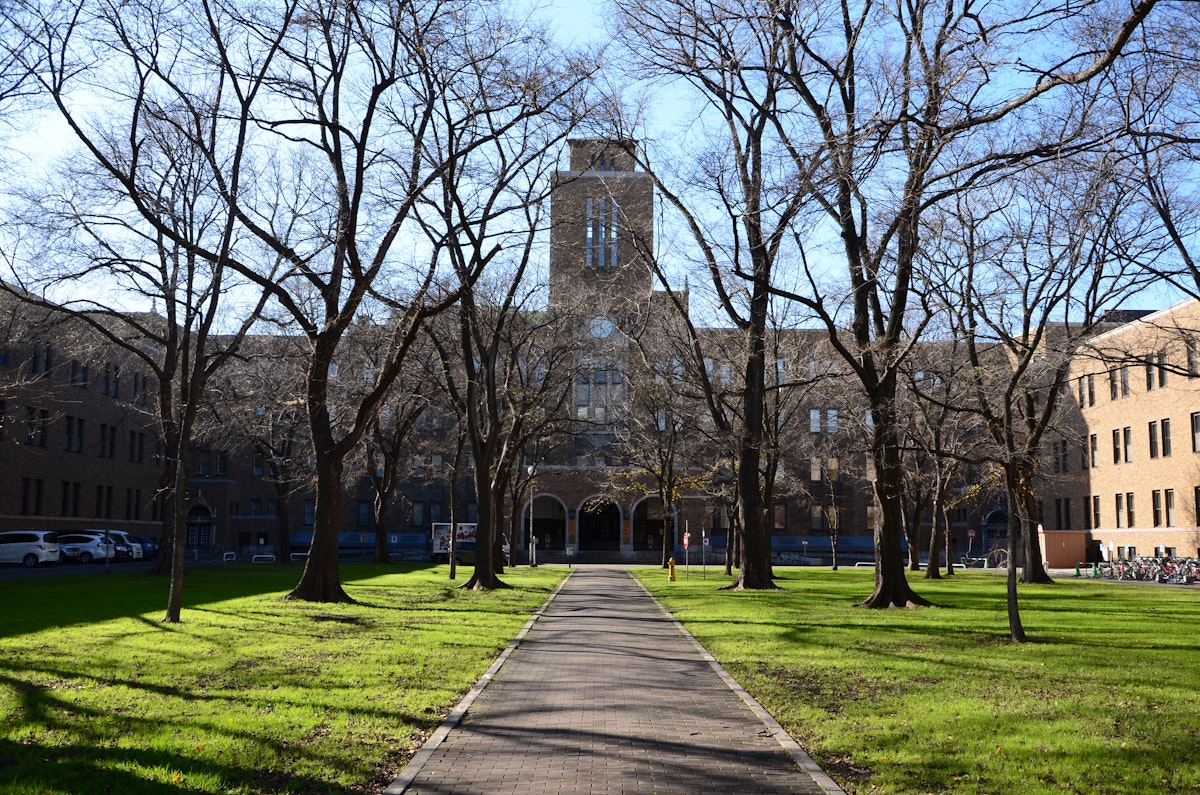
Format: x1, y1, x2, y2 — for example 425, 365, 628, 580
387, 566, 842, 795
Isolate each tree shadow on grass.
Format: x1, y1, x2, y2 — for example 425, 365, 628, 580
0, 736, 358, 795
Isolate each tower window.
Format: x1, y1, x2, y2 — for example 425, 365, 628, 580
584, 197, 618, 268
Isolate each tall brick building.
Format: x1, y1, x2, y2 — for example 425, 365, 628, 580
1040, 300, 1200, 565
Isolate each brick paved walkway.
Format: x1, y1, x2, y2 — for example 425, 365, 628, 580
386, 566, 843, 795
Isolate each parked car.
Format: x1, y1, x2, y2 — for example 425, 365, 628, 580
81, 529, 143, 561
57, 533, 115, 564
134, 536, 160, 558
0, 529, 60, 567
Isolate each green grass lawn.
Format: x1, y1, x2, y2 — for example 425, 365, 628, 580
635, 567, 1200, 795
0, 562, 567, 794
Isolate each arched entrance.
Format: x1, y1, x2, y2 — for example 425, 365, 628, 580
632, 496, 669, 552
523, 495, 567, 551
186, 503, 216, 549
578, 498, 621, 551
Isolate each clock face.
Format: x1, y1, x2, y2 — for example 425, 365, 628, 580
589, 316, 614, 339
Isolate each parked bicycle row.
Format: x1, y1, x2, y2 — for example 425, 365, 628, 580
1078, 557, 1200, 584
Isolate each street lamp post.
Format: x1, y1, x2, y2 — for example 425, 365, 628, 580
527, 465, 537, 568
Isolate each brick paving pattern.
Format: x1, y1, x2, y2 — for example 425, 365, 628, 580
391, 566, 838, 794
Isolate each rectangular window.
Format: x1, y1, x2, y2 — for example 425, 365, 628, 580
1089, 434, 1098, 468
99, 423, 109, 457
1054, 498, 1063, 530
198, 452, 212, 476
1166, 489, 1175, 527
1077, 377, 1085, 407
810, 504, 825, 531
1149, 421, 1159, 459
250, 499, 263, 516
1152, 490, 1163, 527
809, 409, 821, 433
215, 453, 228, 476
1122, 427, 1132, 463
1115, 493, 1124, 528
1092, 495, 1101, 530
1161, 418, 1171, 457
1087, 374, 1095, 406
63, 416, 75, 451
1188, 339, 1199, 378
1060, 440, 1069, 473
810, 459, 822, 481
1126, 492, 1135, 528
1109, 368, 1118, 400
1193, 412, 1200, 453
1112, 429, 1121, 464
1146, 359, 1156, 391
1158, 351, 1168, 387
430, 503, 442, 524
1121, 365, 1130, 397
826, 409, 838, 432
584, 197, 619, 268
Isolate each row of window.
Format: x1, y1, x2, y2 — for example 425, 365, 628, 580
17, 345, 152, 405
1070, 412, 1200, 470
11, 405, 153, 463
1077, 343, 1200, 407
18, 477, 159, 521
1053, 486, 1200, 531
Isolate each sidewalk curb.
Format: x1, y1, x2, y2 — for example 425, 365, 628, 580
631, 572, 848, 795
382, 570, 575, 795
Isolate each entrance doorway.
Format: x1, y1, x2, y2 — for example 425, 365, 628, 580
524, 495, 567, 550
578, 499, 621, 551
186, 504, 215, 549
632, 497, 668, 552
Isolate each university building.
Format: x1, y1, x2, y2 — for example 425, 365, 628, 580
1040, 300, 1200, 565
2, 139, 990, 566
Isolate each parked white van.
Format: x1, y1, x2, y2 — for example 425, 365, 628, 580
0, 530, 60, 567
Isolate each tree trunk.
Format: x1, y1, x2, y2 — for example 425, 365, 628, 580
906, 500, 923, 571
373, 496, 390, 564
150, 452, 177, 578
943, 507, 955, 577
287, 454, 352, 602
463, 469, 508, 590
925, 502, 943, 580
1005, 492, 1027, 642
1017, 465, 1053, 584
860, 422, 931, 608
162, 456, 188, 623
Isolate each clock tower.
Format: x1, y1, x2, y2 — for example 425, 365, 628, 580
548, 139, 654, 325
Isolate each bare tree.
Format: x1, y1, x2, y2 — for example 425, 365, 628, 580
7, 0, 592, 602
427, 262, 578, 589
201, 333, 311, 564
614, 0, 1159, 602
935, 150, 1161, 640
1, 15, 273, 620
